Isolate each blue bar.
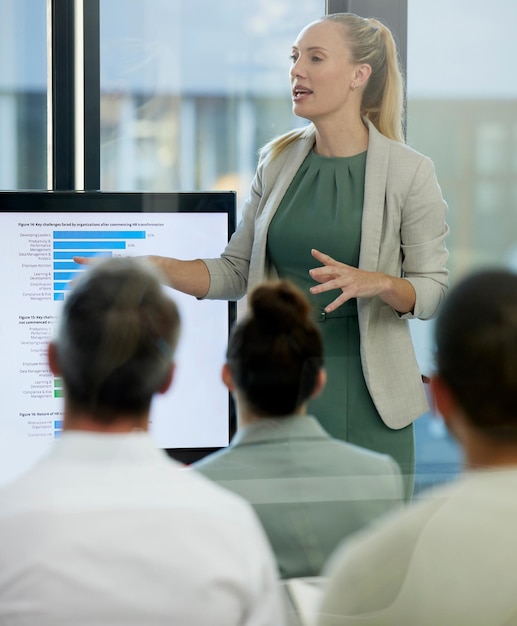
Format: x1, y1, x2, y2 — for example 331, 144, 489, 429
54, 271, 82, 281
54, 420, 64, 429
53, 241, 126, 250
54, 430, 62, 438
54, 293, 64, 301
54, 251, 112, 260
54, 231, 146, 239
54, 261, 84, 270
54, 282, 72, 291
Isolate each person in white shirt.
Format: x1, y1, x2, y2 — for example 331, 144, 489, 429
0, 257, 285, 626
316, 268, 517, 626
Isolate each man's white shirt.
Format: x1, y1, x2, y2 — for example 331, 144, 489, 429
0, 431, 285, 626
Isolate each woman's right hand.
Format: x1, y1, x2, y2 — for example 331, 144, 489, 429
73, 256, 94, 266
74, 255, 210, 298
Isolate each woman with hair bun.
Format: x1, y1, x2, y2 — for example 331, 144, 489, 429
194, 280, 403, 580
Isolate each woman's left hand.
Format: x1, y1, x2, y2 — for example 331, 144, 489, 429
309, 249, 385, 312
309, 248, 416, 314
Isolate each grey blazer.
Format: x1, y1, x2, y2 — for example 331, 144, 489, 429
203, 121, 449, 429
194, 415, 404, 579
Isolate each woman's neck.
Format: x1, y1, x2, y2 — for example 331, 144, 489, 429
313, 117, 369, 158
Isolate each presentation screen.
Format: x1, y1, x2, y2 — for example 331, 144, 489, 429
0, 191, 236, 486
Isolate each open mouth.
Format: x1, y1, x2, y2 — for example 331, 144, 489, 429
293, 87, 313, 99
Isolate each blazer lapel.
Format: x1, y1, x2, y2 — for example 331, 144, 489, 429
256, 137, 314, 234
359, 120, 390, 272
249, 138, 313, 288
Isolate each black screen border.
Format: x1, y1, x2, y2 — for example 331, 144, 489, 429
0, 190, 237, 465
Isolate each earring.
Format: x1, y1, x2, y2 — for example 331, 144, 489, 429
350, 82, 356, 91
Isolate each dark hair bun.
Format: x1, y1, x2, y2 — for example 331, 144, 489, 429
249, 280, 311, 334
227, 279, 323, 415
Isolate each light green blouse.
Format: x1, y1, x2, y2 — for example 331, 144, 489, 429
267, 148, 367, 311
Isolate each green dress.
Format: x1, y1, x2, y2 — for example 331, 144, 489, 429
267, 149, 414, 493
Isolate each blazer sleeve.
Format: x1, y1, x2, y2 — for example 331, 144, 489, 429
395, 152, 449, 321
202, 164, 264, 301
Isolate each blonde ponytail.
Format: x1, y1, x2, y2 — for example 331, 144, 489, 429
366, 18, 405, 143
323, 13, 404, 143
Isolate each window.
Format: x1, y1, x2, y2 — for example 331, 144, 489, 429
0, 1, 47, 189
99, 0, 322, 199
407, 0, 517, 492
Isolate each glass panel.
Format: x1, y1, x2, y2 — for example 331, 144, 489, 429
0, 1, 47, 190
407, 0, 517, 493
99, 0, 323, 195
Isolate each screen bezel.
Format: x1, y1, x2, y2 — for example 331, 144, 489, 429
0, 190, 237, 465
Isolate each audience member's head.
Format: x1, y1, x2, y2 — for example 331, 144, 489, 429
432, 268, 517, 452
48, 257, 180, 428
224, 279, 325, 420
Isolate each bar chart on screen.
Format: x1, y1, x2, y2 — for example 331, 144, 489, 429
52, 228, 159, 300
0, 207, 233, 486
